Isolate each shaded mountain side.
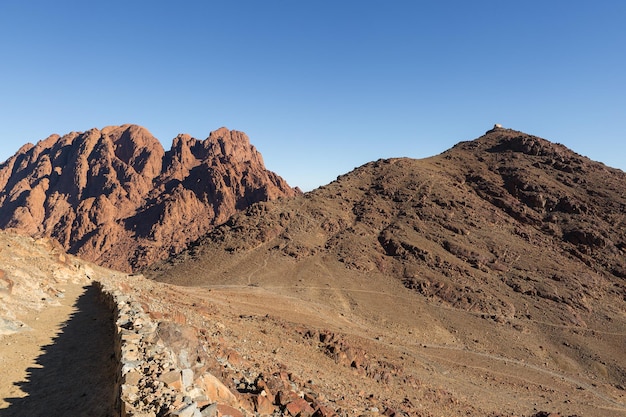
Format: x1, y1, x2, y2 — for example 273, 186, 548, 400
0, 125, 300, 272
146, 127, 626, 406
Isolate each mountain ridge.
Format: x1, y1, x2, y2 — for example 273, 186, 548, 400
0, 124, 300, 272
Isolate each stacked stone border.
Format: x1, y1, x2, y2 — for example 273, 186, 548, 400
96, 277, 343, 417
96, 280, 242, 417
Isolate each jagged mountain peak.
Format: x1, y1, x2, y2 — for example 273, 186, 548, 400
0, 125, 300, 272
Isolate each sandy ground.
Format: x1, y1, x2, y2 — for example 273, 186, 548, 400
0, 282, 116, 417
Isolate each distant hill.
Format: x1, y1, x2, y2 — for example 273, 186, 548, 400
0, 125, 300, 272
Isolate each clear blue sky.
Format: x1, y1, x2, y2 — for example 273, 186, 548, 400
1, 1, 625, 191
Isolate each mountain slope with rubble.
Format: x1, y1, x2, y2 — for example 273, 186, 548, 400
147, 126, 626, 416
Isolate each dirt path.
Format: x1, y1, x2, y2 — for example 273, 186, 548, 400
0, 282, 116, 417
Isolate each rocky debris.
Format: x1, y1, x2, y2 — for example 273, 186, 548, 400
97, 274, 359, 417
98, 277, 245, 416
299, 329, 401, 384
0, 125, 300, 272
1, 229, 614, 416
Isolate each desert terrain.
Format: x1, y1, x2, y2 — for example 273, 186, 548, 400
4, 230, 624, 416
1, 126, 625, 416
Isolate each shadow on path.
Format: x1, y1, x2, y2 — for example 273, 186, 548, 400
1, 283, 117, 417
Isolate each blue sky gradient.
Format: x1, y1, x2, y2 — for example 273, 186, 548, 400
1, 1, 625, 190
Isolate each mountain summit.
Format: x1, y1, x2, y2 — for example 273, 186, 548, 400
0, 125, 300, 272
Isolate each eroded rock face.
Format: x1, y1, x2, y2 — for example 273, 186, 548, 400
0, 125, 300, 272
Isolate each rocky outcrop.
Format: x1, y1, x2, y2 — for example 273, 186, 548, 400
0, 232, 89, 337
0, 125, 300, 272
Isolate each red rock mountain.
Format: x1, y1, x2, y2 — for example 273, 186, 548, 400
0, 125, 300, 272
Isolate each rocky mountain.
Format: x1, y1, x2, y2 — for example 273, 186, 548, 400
146, 126, 626, 416
149, 126, 626, 315
0, 125, 300, 272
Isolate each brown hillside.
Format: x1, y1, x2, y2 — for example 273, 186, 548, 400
146, 127, 626, 416
0, 125, 300, 272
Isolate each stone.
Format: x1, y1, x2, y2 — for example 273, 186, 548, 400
172, 402, 198, 417
225, 348, 242, 366
197, 372, 238, 406
216, 404, 244, 417
253, 394, 276, 415
188, 387, 208, 402
313, 405, 338, 417
285, 398, 315, 417
200, 403, 218, 417
121, 360, 142, 375
124, 370, 141, 385
276, 390, 300, 406
182, 368, 194, 390
160, 370, 183, 390
121, 332, 142, 343
255, 379, 275, 404
235, 393, 255, 414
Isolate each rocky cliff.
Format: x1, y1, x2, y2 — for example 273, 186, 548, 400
0, 125, 300, 272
